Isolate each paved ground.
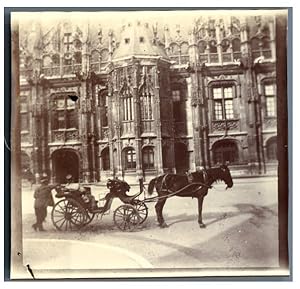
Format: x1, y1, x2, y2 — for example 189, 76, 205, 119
20, 177, 279, 278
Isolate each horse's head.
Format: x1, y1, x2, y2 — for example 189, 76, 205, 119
219, 165, 233, 189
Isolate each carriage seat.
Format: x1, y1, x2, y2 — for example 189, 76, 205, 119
105, 179, 140, 204
118, 191, 142, 204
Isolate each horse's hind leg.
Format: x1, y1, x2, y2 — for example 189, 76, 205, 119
155, 197, 168, 228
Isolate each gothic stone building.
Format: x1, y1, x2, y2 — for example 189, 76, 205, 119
18, 13, 278, 184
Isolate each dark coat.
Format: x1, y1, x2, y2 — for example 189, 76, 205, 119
34, 184, 55, 209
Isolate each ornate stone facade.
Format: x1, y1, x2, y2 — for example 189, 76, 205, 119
18, 12, 278, 183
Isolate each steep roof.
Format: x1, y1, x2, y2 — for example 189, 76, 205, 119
112, 21, 169, 61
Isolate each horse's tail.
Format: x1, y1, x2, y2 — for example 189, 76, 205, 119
148, 177, 158, 195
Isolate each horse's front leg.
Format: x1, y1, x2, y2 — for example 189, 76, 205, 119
197, 196, 206, 228
155, 197, 168, 228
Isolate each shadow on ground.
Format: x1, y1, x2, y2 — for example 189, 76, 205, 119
23, 202, 277, 236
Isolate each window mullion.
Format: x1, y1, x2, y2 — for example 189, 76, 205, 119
222, 88, 226, 120
64, 97, 67, 129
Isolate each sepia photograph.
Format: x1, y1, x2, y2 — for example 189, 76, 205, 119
7, 8, 290, 280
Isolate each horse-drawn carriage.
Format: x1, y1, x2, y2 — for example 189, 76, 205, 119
51, 179, 148, 232
51, 165, 233, 232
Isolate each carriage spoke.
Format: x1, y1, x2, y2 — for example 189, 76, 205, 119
123, 221, 128, 231
53, 208, 65, 215
53, 216, 66, 224
116, 211, 124, 217
65, 220, 69, 231
58, 218, 67, 230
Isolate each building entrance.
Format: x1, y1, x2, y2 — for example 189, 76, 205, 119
52, 149, 80, 183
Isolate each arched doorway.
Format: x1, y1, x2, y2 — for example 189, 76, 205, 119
52, 149, 80, 183
212, 139, 239, 165
266, 136, 277, 161
175, 142, 189, 173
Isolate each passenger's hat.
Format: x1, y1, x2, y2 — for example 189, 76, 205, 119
66, 174, 72, 180
40, 176, 48, 183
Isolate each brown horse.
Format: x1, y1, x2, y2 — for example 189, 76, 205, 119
148, 165, 233, 228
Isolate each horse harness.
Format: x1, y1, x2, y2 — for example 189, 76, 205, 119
159, 173, 170, 194
157, 171, 212, 198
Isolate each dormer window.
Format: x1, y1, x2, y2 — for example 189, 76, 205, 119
139, 37, 144, 43
125, 38, 130, 44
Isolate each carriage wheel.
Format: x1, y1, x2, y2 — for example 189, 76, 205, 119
132, 201, 148, 224
113, 204, 141, 232
51, 198, 87, 231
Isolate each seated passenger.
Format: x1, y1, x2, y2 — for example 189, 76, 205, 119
65, 174, 85, 192
64, 174, 97, 209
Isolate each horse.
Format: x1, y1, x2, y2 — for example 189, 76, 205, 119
147, 165, 233, 228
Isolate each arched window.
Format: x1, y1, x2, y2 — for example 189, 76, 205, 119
170, 43, 180, 55
91, 50, 100, 72
232, 38, 241, 60
99, 90, 108, 127
42, 56, 52, 67
172, 89, 186, 122
198, 40, 207, 53
251, 36, 272, 60
101, 147, 110, 171
52, 54, 60, 66
198, 40, 208, 63
209, 40, 217, 53
180, 42, 189, 64
100, 49, 109, 63
169, 43, 180, 64
266, 137, 277, 161
212, 140, 239, 164
142, 147, 154, 170
121, 88, 134, 121
140, 88, 153, 121
124, 148, 136, 170
51, 54, 60, 75
73, 39, 82, 50
209, 40, 218, 63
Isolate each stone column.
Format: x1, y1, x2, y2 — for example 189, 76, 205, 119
80, 78, 90, 183
216, 21, 222, 64
190, 66, 204, 170
133, 62, 143, 180
41, 82, 51, 178
240, 20, 259, 173
269, 17, 276, 60
31, 76, 41, 183
154, 65, 164, 174
30, 22, 43, 183
113, 70, 123, 179
107, 76, 114, 178
88, 81, 97, 182
188, 29, 199, 66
